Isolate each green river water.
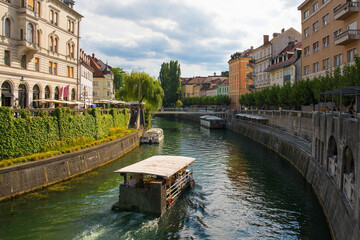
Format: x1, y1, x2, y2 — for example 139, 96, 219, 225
0, 117, 331, 239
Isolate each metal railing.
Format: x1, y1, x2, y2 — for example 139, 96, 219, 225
334, 1, 359, 17
166, 171, 193, 203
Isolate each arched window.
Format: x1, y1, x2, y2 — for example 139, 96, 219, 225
54, 87, 59, 100
36, 29, 41, 46
27, 23, 33, 42
1, 81, 12, 107
32, 85, 40, 108
49, 36, 53, 51
18, 84, 27, 108
4, 18, 10, 38
54, 37, 58, 52
67, 43, 71, 56
71, 44, 74, 58
71, 88, 75, 100
45, 85, 50, 108
20, 55, 26, 69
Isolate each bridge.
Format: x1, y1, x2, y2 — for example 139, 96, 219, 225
151, 108, 227, 118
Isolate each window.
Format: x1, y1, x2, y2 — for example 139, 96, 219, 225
71, 22, 74, 33
322, 0, 328, 4
304, 65, 310, 75
334, 54, 342, 67
20, 55, 26, 69
49, 61, 53, 74
49, 36, 53, 51
36, 2, 41, 16
67, 66, 70, 77
304, 9, 310, 20
54, 37, 58, 52
93, 91, 98, 96
71, 44, 74, 58
36, 29, 41, 46
107, 80, 110, 87
67, 20, 71, 32
347, 48, 357, 62
4, 18, 10, 38
54, 12, 58, 26
313, 2, 319, 12
304, 46, 310, 56
323, 58, 330, 70
70, 67, 74, 78
53, 63, 57, 75
313, 21, 319, 32
4, 50, 10, 66
107, 91, 111, 97
322, 36, 329, 48
304, 27, 310, 38
347, 21, 357, 30
50, 10, 54, 24
313, 41, 319, 53
28, 0, 34, 10
313, 62, 319, 73
27, 23, 33, 42
322, 13, 329, 26
20, 29, 23, 40
35, 57, 39, 71
93, 81, 98, 86
334, 29, 342, 38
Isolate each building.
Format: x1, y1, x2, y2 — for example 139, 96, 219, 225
228, 47, 253, 110
216, 78, 229, 96
181, 77, 206, 98
79, 49, 94, 107
0, 0, 82, 108
265, 41, 302, 86
298, 0, 360, 79
90, 54, 114, 102
253, 28, 301, 90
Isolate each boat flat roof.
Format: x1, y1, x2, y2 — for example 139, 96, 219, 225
114, 155, 196, 178
200, 115, 224, 120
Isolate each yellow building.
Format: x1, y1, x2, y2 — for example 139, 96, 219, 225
0, 0, 82, 108
90, 54, 114, 101
228, 48, 253, 110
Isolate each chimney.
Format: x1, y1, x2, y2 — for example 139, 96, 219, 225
251, 46, 253, 50
281, 28, 285, 33
92, 53, 95, 58
263, 35, 269, 44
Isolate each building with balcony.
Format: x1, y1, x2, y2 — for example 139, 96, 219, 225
264, 41, 302, 86
228, 47, 253, 110
90, 53, 114, 102
298, 0, 360, 79
0, 0, 82, 108
253, 28, 301, 91
79, 49, 94, 107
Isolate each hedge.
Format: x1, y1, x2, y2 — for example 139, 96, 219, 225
0, 107, 131, 160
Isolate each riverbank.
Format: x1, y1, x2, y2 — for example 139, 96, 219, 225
0, 130, 143, 202
158, 113, 359, 240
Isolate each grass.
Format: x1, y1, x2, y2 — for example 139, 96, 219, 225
0, 127, 137, 168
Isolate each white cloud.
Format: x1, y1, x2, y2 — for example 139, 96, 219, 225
75, 0, 302, 77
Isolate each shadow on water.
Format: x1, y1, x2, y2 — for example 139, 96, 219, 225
0, 117, 331, 240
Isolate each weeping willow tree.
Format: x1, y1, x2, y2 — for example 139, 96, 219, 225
116, 71, 164, 111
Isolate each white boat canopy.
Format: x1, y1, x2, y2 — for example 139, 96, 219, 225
200, 115, 224, 120
114, 155, 196, 178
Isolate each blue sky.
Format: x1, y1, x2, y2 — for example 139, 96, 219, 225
76, 0, 304, 78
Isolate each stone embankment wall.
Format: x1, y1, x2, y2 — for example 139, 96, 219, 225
0, 131, 142, 201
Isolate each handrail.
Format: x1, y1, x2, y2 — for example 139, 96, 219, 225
166, 171, 192, 201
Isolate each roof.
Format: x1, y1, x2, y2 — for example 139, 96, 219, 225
200, 115, 224, 120
264, 42, 302, 72
114, 155, 196, 178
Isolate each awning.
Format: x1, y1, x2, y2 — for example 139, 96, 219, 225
114, 155, 196, 178
2, 91, 14, 97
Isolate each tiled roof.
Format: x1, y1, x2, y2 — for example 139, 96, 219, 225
264, 42, 302, 72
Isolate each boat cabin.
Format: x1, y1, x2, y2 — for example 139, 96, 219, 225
141, 128, 164, 144
200, 115, 225, 129
113, 155, 196, 216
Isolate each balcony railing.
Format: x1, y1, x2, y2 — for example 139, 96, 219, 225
334, 1, 360, 20
246, 72, 255, 79
334, 29, 360, 45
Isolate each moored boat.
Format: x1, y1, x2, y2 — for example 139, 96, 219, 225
200, 115, 225, 129
141, 128, 164, 144
112, 155, 196, 216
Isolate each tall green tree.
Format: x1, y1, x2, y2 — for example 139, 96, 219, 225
159, 60, 181, 107
116, 71, 164, 111
112, 67, 126, 91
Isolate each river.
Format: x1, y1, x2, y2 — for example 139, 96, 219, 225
0, 117, 331, 239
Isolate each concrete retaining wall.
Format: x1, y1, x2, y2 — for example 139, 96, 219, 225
0, 131, 142, 201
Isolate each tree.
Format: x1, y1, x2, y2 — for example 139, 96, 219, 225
159, 60, 181, 107
116, 71, 164, 111
112, 67, 126, 91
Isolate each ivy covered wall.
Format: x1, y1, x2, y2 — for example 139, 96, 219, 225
0, 107, 131, 160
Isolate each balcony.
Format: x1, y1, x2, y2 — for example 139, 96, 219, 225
17, 40, 38, 57
333, 1, 360, 20
334, 29, 360, 45
246, 72, 255, 79
247, 59, 255, 68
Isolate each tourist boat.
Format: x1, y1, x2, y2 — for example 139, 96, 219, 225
112, 155, 196, 216
200, 115, 225, 129
141, 128, 164, 144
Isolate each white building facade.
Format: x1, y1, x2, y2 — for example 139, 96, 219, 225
0, 0, 82, 108
79, 49, 93, 107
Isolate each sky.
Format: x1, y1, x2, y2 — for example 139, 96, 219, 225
76, 0, 304, 78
